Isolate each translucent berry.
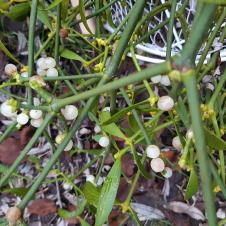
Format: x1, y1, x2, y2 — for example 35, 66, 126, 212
46, 68, 58, 77
61, 105, 78, 120
146, 145, 160, 159
4, 64, 17, 76
29, 109, 42, 120
17, 113, 29, 125
157, 96, 174, 111
45, 57, 56, 69
99, 136, 110, 147
150, 158, 165, 173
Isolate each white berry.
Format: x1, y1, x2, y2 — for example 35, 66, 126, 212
102, 107, 110, 112
63, 182, 72, 190
37, 68, 46, 76
150, 158, 165, 173
31, 117, 43, 128
186, 129, 193, 139
17, 113, 29, 125
146, 145, 160, 159
64, 140, 73, 151
157, 96, 174, 111
0, 101, 16, 118
61, 105, 78, 120
4, 64, 17, 76
55, 133, 65, 144
99, 136, 110, 147
45, 57, 56, 69
36, 57, 48, 70
151, 75, 162, 84
20, 72, 28, 78
29, 109, 42, 119
94, 125, 101, 133
46, 68, 58, 77
160, 75, 171, 86
86, 175, 95, 184
172, 136, 182, 151
216, 208, 225, 219
163, 167, 173, 178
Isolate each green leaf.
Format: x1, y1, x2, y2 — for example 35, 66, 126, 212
58, 201, 86, 218
185, 168, 198, 199
130, 145, 152, 179
37, 6, 52, 30
41, 0, 63, 10
3, 187, 29, 197
6, 2, 30, 21
175, 97, 190, 127
95, 159, 121, 226
79, 218, 91, 226
61, 0, 69, 22
78, 0, 92, 34
0, 40, 21, 64
204, 128, 226, 150
200, 0, 226, 4
0, 0, 10, 10
0, 164, 8, 173
100, 111, 126, 139
60, 48, 86, 63
101, 101, 147, 125
83, 182, 101, 207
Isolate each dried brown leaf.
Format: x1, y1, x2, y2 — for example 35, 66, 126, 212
27, 199, 57, 216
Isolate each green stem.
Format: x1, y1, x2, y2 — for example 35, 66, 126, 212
52, 62, 171, 110
95, 0, 100, 37
27, 0, 38, 104
166, 0, 177, 60
54, 4, 61, 64
0, 121, 17, 144
182, 70, 216, 226
0, 113, 54, 188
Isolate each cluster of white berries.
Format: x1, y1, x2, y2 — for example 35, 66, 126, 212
36, 57, 58, 77
146, 144, 172, 178
151, 75, 171, 86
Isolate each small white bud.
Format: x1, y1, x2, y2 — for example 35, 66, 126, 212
29, 109, 42, 119
102, 107, 111, 112
160, 75, 171, 86
4, 64, 17, 76
46, 68, 58, 77
186, 129, 193, 139
206, 83, 214, 91
162, 167, 173, 178
6, 206, 21, 225
62, 182, 72, 190
94, 125, 101, 133
216, 208, 225, 219
0, 101, 17, 118
33, 97, 41, 106
31, 117, 43, 128
36, 57, 48, 70
99, 136, 110, 147
86, 175, 95, 184
150, 158, 165, 173
61, 105, 78, 120
37, 68, 47, 76
64, 140, 73, 151
20, 72, 28, 78
17, 113, 29, 125
97, 176, 104, 186
55, 133, 65, 144
45, 57, 56, 69
157, 96, 174, 111
172, 136, 182, 151
151, 75, 162, 84
146, 145, 160, 159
